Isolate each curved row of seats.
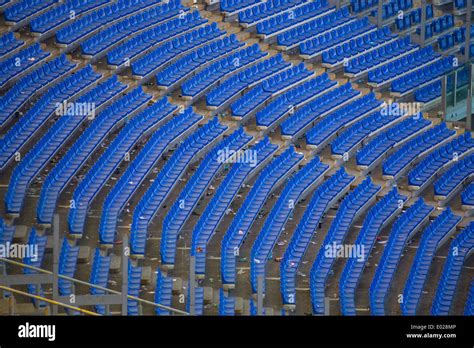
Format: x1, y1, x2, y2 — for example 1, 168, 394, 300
382, 122, 456, 179
408, 133, 474, 190
462, 183, 474, 208
401, 208, 461, 315
5, 76, 126, 218
36, 87, 152, 224
231, 62, 314, 118
370, 199, 434, 315
221, 146, 304, 287
107, 11, 207, 67
68, 97, 178, 236
99, 108, 201, 246
58, 238, 80, 297
0, 43, 50, 87
277, 7, 353, 48
154, 34, 242, 86
0, 32, 24, 58
310, 177, 381, 314
255, 73, 337, 129
30, 0, 108, 35
356, 116, 431, 169
56, 0, 160, 46
345, 37, 416, 76
238, 0, 305, 24
219, 289, 235, 315
191, 138, 278, 276
331, 110, 401, 158
321, 27, 396, 66
81, 0, 185, 57
0, 65, 102, 171
256, 0, 330, 37
432, 222, 474, 315
4, 0, 57, 25
206, 53, 290, 108
161, 128, 253, 267
89, 248, 111, 315
130, 118, 228, 256
0, 218, 15, 245
221, 0, 260, 13
0, 54, 76, 126
181, 44, 267, 98
466, 282, 474, 315
155, 270, 173, 315
434, 153, 474, 199
340, 188, 407, 315
280, 83, 360, 138
127, 263, 142, 315
306, 93, 383, 150
250, 156, 329, 293
280, 167, 355, 306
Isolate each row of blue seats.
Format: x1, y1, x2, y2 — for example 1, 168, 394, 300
310, 177, 381, 314
221, 146, 304, 286
107, 11, 207, 67
277, 7, 352, 47
356, 116, 431, 168
432, 222, 474, 315
5, 76, 126, 217
280, 83, 360, 137
466, 282, 474, 315
256, 0, 330, 36
219, 289, 235, 316
0, 218, 15, 245
154, 33, 240, 85
68, 97, 177, 235
181, 44, 266, 98
130, 118, 228, 256
239, 0, 305, 24
186, 286, 204, 315
250, 156, 329, 293
206, 53, 290, 108
369, 198, 433, 315
321, 26, 395, 65
281, 168, 355, 305
0, 32, 24, 58
414, 66, 469, 103
155, 270, 173, 315
99, 108, 201, 246
161, 128, 252, 267
127, 263, 142, 315
81, 0, 185, 57
395, 5, 433, 32
408, 133, 474, 189
462, 183, 474, 207
36, 87, 152, 224
401, 208, 461, 315
58, 238, 80, 297
192, 138, 278, 276
345, 37, 415, 75
0, 43, 50, 87
340, 188, 407, 315
330, 109, 400, 157
434, 153, 474, 198
221, 0, 260, 13
438, 27, 470, 51
30, 0, 107, 34
4, 0, 57, 24
416, 14, 455, 40
56, 0, 160, 45
0, 54, 75, 126
231, 62, 314, 118
382, 122, 456, 178
89, 248, 111, 315
23, 229, 48, 308
306, 93, 383, 149
0, 65, 101, 171
350, 0, 377, 13
368, 46, 439, 85
370, 0, 413, 21
255, 73, 337, 128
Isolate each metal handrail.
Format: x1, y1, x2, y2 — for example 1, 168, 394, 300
0, 257, 189, 315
